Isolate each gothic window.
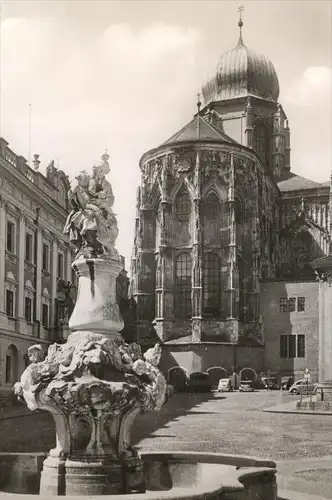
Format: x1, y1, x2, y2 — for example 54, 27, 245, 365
203, 252, 220, 316
203, 193, 220, 221
175, 253, 192, 318
175, 190, 191, 222
253, 124, 269, 166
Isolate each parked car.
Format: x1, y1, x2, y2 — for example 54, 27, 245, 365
288, 379, 317, 395
239, 380, 254, 392
281, 377, 294, 391
217, 378, 234, 392
186, 372, 212, 393
261, 377, 280, 390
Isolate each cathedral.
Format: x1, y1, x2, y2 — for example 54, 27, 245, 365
130, 17, 330, 387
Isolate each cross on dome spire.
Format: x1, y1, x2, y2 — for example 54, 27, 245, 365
237, 5, 244, 47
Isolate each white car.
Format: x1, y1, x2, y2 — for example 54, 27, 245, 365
218, 378, 233, 392
288, 379, 317, 395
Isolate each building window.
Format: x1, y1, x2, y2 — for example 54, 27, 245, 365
6, 221, 15, 253
288, 297, 296, 312
203, 252, 220, 315
57, 252, 64, 279
280, 334, 305, 359
5, 345, 18, 384
42, 244, 49, 271
5, 355, 12, 384
203, 193, 220, 221
297, 334, 305, 358
280, 297, 288, 312
297, 297, 305, 312
24, 296, 32, 323
175, 190, 191, 222
253, 123, 269, 166
280, 296, 305, 312
6, 289, 14, 317
175, 253, 192, 318
42, 303, 49, 327
25, 232, 33, 262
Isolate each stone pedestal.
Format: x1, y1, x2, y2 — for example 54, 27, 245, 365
15, 257, 167, 496
69, 258, 124, 335
315, 381, 332, 402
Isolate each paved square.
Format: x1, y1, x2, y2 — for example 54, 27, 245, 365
1, 391, 332, 498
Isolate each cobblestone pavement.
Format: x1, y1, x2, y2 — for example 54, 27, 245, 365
1, 390, 332, 498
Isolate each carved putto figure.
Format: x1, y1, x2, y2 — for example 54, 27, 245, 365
63, 153, 119, 259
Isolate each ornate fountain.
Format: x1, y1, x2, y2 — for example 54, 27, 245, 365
8, 152, 283, 499
14, 153, 166, 496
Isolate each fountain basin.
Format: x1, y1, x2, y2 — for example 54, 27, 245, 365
0, 451, 277, 499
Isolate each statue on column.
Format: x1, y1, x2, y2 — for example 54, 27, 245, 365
63, 153, 119, 259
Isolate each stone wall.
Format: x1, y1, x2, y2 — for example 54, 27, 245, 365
260, 280, 319, 380
160, 343, 264, 381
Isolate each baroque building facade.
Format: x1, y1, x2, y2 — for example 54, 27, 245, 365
130, 21, 330, 386
0, 138, 77, 396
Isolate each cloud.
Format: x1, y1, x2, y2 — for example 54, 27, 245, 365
284, 66, 332, 107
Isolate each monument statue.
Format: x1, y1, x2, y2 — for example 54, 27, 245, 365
14, 152, 167, 496
63, 152, 119, 259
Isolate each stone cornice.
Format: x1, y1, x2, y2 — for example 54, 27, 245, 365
0, 158, 69, 220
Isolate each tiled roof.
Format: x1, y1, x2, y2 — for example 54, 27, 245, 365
278, 174, 322, 192
161, 116, 236, 146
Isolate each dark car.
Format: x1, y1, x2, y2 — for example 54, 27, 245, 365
186, 372, 212, 393
281, 377, 294, 391
239, 380, 254, 392
262, 377, 280, 390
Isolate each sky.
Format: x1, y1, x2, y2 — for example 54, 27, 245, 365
0, 0, 331, 268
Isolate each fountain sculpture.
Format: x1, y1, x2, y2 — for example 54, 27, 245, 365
7, 152, 284, 499
14, 152, 166, 496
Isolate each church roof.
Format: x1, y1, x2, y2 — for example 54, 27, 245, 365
202, 19, 279, 105
278, 174, 322, 192
161, 115, 237, 146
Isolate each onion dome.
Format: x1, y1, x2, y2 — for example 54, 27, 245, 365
202, 16, 280, 104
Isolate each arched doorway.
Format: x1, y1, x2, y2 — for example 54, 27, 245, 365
5, 345, 19, 384
239, 367, 257, 382
168, 366, 188, 392
206, 367, 227, 389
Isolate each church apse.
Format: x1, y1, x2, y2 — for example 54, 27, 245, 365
130, 139, 279, 346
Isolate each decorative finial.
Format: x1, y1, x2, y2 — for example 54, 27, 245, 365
196, 92, 201, 113
237, 6, 244, 47
102, 148, 110, 163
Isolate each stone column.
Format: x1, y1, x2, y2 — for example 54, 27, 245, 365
51, 238, 58, 328
66, 247, 72, 282
308, 260, 332, 408
17, 214, 26, 320
134, 206, 155, 343
192, 150, 202, 342
0, 198, 6, 313
244, 96, 253, 148
284, 120, 291, 178
225, 153, 238, 342
35, 228, 43, 322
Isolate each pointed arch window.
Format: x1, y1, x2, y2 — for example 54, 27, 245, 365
203, 192, 220, 221
175, 190, 191, 222
253, 124, 269, 166
203, 252, 221, 316
175, 253, 192, 318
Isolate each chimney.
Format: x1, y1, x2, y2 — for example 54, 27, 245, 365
32, 154, 40, 171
